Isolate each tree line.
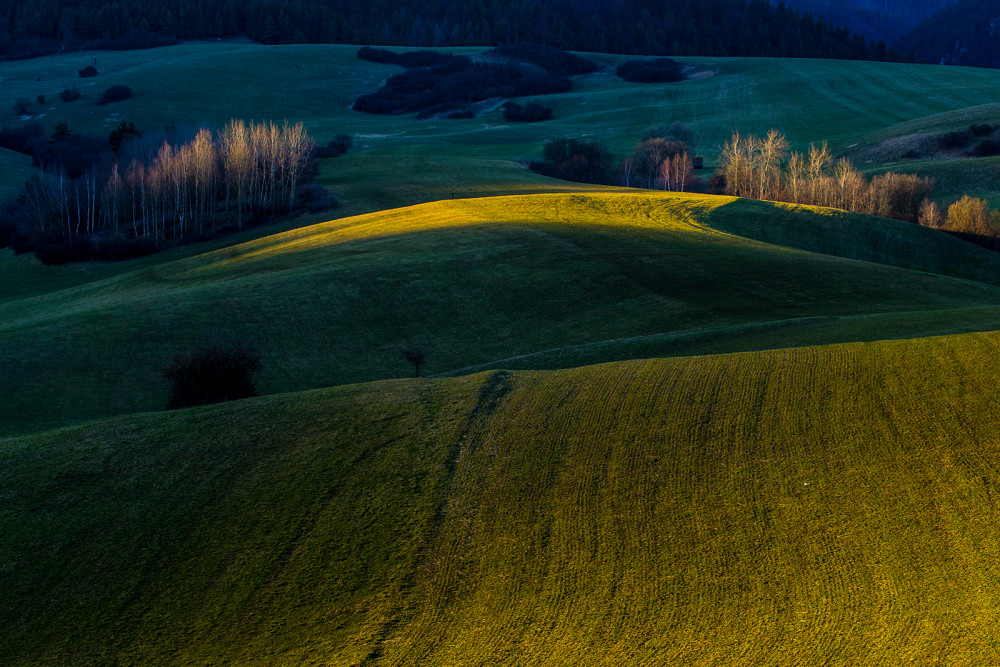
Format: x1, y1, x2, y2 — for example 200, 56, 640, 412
535, 127, 932, 225
0, 0, 901, 64
717, 130, 930, 221
3, 120, 320, 263
897, 0, 1000, 68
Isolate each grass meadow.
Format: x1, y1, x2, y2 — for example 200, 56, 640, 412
3, 43, 1000, 204
6, 41, 1000, 664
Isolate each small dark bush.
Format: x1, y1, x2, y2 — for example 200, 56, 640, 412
939, 130, 972, 149
297, 182, 339, 212
12, 97, 30, 115
616, 58, 684, 83
59, 86, 81, 102
163, 337, 263, 410
971, 123, 995, 136
314, 133, 354, 157
99, 85, 132, 106
35, 94, 45, 105
503, 100, 553, 122
401, 345, 427, 377
970, 139, 1000, 157
78, 65, 98, 78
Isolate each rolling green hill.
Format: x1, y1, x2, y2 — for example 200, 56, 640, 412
7, 331, 1000, 664
8, 41, 1000, 665
6, 192, 1000, 437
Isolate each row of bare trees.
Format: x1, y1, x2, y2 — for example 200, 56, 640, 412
20, 120, 314, 243
718, 130, 931, 222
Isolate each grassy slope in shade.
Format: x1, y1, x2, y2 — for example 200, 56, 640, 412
0, 147, 35, 199
7, 332, 1000, 664
7, 193, 1000, 436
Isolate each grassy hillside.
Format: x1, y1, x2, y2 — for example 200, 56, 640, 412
4, 43, 1000, 206
7, 331, 1000, 664
6, 192, 1000, 436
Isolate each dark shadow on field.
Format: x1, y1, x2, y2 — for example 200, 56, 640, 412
702, 198, 1000, 287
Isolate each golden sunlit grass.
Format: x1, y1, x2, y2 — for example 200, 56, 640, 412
7, 332, 1000, 663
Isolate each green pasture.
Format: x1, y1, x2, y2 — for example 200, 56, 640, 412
3, 42, 1000, 201
8, 332, 1000, 663
7, 41, 1000, 664
4, 191, 1000, 437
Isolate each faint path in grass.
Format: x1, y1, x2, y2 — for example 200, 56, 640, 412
358, 370, 513, 666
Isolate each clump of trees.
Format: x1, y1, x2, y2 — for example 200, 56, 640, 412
354, 44, 595, 118
491, 43, 598, 76
534, 124, 700, 192
313, 133, 354, 158
503, 101, 553, 122
623, 138, 692, 189
354, 55, 571, 117
357, 46, 455, 68
919, 195, 1000, 250
717, 130, 931, 221
531, 138, 614, 184
164, 337, 262, 409
616, 58, 684, 83
0, 119, 326, 264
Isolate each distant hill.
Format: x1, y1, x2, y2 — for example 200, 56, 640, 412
0, 0, 896, 62
897, 0, 1000, 67
775, 0, 957, 43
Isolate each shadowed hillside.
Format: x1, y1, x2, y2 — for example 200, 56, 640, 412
6, 193, 1000, 436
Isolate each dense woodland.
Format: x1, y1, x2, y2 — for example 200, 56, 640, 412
897, 0, 1000, 67
774, 0, 956, 43
0, 0, 900, 62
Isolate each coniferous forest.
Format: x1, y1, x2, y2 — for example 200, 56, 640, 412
0, 0, 899, 62
896, 0, 1000, 68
